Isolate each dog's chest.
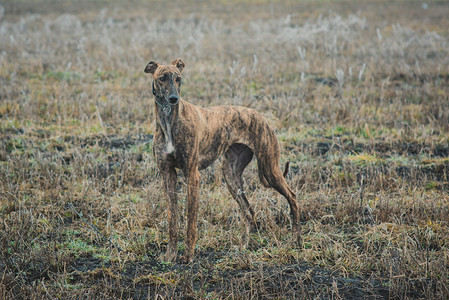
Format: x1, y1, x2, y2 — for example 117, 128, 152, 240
164, 122, 175, 154
158, 115, 176, 155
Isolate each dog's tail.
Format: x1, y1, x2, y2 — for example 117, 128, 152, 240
258, 159, 290, 188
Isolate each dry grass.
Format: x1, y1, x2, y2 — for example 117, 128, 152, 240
1, 0, 448, 299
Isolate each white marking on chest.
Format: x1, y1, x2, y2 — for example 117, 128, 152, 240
166, 141, 175, 154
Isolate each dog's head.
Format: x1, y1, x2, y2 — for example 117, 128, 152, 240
144, 58, 185, 105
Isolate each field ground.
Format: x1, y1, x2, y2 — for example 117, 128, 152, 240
1, 0, 448, 299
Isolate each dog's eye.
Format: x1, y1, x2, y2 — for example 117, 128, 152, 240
159, 76, 166, 82
176, 76, 181, 83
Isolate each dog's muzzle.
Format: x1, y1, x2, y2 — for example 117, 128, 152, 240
153, 82, 179, 116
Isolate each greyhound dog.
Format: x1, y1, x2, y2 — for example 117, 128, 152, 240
144, 58, 300, 262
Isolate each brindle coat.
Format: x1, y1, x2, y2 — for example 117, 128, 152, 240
144, 58, 300, 262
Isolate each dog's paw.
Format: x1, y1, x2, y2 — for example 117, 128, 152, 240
295, 234, 302, 247
292, 231, 301, 248
159, 249, 178, 263
179, 253, 193, 264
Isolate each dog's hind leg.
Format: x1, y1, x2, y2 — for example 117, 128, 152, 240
259, 158, 301, 244
222, 143, 255, 248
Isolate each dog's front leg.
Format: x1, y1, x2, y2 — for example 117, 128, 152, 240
160, 166, 178, 262
181, 168, 200, 263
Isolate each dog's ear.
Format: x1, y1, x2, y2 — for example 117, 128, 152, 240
144, 61, 159, 75
171, 58, 185, 73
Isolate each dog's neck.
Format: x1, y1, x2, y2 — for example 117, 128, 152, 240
155, 95, 179, 155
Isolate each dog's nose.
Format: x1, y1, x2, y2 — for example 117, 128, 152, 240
168, 95, 179, 104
